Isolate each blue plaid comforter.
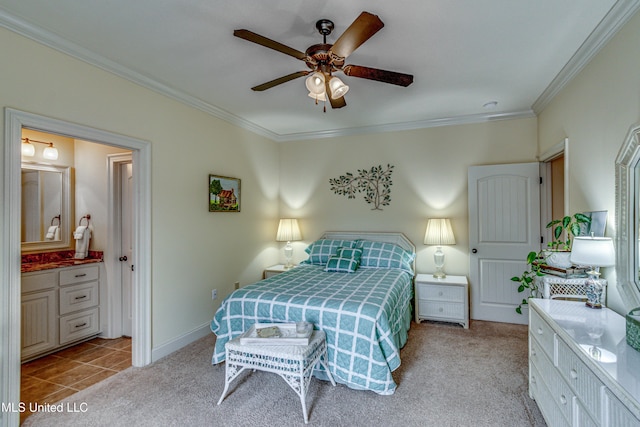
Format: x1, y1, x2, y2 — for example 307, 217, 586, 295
210, 264, 414, 395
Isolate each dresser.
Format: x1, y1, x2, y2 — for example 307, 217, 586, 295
414, 274, 469, 328
529, 299, 640, 426
21, 264, 102, 361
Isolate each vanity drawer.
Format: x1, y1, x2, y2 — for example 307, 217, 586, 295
59, 281, 99, 315
60, 265, 99, 285
22, 270, 58, 293
59, 307, 99, 345
529, 308, 555, 359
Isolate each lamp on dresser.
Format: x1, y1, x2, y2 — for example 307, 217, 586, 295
276, 218, 302, 269
424, 218, 456, 279
569, 235, 615, 308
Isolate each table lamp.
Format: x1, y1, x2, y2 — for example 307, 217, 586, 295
570, 235, 615, 308
276, 218, 302, 269
424, 218, 456, 279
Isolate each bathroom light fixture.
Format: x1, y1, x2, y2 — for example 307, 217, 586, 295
276, 218, 302, 269
21, 138, 35, 157
424, 218, 456, 279
21, 138, 59, 160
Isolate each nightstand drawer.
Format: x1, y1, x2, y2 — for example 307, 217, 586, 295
417, 283, 464, 302
418, 300, 463, 320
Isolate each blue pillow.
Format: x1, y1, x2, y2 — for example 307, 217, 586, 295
325, 256, 360, 273
302, 239, 356, 265
357, 240, 415, 274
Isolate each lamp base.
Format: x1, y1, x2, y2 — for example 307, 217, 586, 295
585, 270, 604, 309
432, 268, 446, 279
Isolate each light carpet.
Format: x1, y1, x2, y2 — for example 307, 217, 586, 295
23, 320, 546, 426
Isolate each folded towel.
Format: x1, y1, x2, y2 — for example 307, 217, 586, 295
74, 226, 91, 259
45, 225, 58, 240
54, 226, 60, 240
74, 225, 87, 240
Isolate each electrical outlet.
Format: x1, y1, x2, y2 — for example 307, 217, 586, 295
212, 289, 218, 300
234, 281, 240, 290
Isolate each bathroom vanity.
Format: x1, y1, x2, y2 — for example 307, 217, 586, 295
21, 253, 103, 361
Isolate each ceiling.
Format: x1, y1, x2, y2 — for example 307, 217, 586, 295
1, 1, 638, 142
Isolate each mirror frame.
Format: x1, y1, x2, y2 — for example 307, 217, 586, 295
21, 162, 71, 252
615, 122, 640, 309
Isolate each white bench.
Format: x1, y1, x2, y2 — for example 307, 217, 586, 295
217, 329, 336, 424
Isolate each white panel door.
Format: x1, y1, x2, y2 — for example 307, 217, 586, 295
468, 162, 540, 324
121, 162, 133, 337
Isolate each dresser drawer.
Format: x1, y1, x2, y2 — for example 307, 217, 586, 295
60, 265, 99, 285
418, 300, 463, 320
59, 307, 99, 345
417, 283, 464, 302
22, 270, 58, 293
556, 338, 603, 421
530, 362, 571, 427
529, 308, 555, 360
59, 281, 99, 315
604, 388, 640, 426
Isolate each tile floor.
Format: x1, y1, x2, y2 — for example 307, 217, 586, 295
20, 337, 131, 425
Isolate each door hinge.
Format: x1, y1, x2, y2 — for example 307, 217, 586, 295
541, 236, 544, 244
131, 265, 135, 272
539, 176, 543, 184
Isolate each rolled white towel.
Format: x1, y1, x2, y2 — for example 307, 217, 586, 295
45, 225, 58, 240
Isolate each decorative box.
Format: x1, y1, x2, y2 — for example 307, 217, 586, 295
626, 307, 640, 352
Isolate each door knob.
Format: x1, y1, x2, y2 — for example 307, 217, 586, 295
119, 255, 128, 262
472, 248, 478, 254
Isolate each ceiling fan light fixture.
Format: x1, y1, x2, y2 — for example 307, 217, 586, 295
308, 91, 327, 102
305, 72, 325, 95
329, 76, 349, 99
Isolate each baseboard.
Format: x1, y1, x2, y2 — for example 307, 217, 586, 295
151, 321, 211, 362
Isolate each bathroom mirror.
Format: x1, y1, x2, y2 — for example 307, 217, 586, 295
21, 162, 71, 251
615, 123, 640, 309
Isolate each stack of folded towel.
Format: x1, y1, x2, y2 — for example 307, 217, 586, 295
74, 225, 91, 259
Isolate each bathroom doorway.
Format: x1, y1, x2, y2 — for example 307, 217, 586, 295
1, 108, 152, 425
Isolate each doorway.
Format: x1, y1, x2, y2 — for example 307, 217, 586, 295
1, 108, 152, 426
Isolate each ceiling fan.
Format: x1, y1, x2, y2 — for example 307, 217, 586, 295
234, 11, 414, 110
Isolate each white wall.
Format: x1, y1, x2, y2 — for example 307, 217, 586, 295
538, 10, 640, 315
279, 117, 539, 277
0, 27, 280, 349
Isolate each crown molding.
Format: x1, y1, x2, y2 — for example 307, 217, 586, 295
532, 0, 640, 114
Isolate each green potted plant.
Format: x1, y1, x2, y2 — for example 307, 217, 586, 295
543, 213, 591, 268
511, 212, 592, 313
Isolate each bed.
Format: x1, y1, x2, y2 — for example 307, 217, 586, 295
210, 232, 415, 395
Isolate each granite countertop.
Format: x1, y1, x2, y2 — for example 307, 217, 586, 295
21, 250, 104, 273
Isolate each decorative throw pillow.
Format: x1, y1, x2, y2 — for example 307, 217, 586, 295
302, 239, 356, 265
335, 247, 363, 264
358, 240, 415, 274
325, 256, 360, 273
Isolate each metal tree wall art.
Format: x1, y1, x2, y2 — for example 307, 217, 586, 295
329, 164, 394, 210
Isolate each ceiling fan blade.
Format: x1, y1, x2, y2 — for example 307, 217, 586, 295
325, 78, 347, 109
329, 12, 384, 59
343, 64, 414, 87
234, 29, 307, 60
251, 71, 310, 91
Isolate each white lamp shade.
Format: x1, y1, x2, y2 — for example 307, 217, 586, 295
570, 236, 615, 267
21, 140, 35, 157
328, 76, 349, 99
308, 91, 327, 102
424, 218, 456, 245
276, 218, 302, 242
305, 72, 325, 95
42, 144, 59, 160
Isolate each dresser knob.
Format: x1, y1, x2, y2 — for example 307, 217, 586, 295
560, 395, 567, 405
537, 327, 543, 335
570, 369, 578, 379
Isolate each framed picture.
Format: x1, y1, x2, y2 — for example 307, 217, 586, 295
209, 174, 240, 212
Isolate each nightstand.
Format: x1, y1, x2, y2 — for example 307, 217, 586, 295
263, 264, 295, 279
415, 274, 469, 328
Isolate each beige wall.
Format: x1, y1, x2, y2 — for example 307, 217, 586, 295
538, 11, 640, 314
279, 117, 538, 276
1, 27, 280, 349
